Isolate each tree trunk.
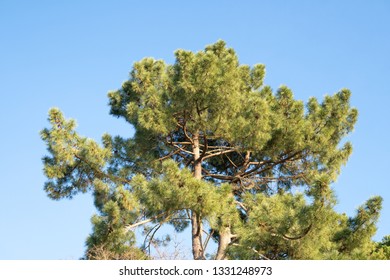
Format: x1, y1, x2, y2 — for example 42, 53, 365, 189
215, 191, 235, 260
215, 226, 232, 260
191, 132, 205, 260
191, 211, 205, 260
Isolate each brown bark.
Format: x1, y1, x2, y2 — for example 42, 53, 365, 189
191, 211, 205, 260
215, 191, 235, 260
215, 226, 232, 260
191, 132, 205, 260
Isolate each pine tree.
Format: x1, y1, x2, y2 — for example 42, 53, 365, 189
41, 41, 387, 260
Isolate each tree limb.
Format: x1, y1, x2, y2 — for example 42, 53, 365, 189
125, 212, 166, 231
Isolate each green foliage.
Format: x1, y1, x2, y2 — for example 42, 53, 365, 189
132, 160, 235, 219
332, 196, 382, 259
372, 235, 390, 259
41, 108, 112, 199
229, 190, 384, 259
85, 199, 147, 260
41, 41, 388, 260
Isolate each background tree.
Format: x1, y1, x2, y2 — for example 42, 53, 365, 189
41, 41, 388, 260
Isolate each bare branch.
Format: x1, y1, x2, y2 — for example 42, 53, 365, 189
270, 224, 312, 241
173, 144, 195, 155
125, 212, 166, 231
202, 149, 237, 161
235, 200, 248, 212
156, 149, 181, 162
144, 224, 162, 256
239, 150, 303, 179
231, 243, 270, 260
202, 168, 235, 181
225, 153, 238, 168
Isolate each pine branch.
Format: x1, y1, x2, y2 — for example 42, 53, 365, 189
125, 212, 166, 231
172, 144, 195, 155
231, 243, 270, 260
201, 148, 237, 161
203, 229, 215, 251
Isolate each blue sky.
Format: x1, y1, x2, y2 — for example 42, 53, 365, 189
1, 0, 389, 259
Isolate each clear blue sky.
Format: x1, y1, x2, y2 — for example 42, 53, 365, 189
1, 0, 389, 259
